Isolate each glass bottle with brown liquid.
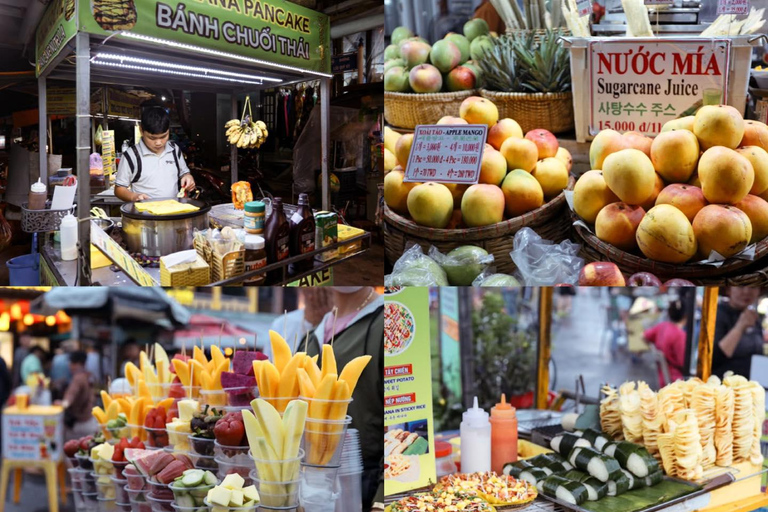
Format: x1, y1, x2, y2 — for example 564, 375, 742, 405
290, 193, 316, 272
265, 198, 290, 283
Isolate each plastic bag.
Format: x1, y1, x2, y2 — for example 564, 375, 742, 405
384, 244, 448, 287
89, 153, 103, 175
472, 268, 521, 287
428, 245, 494, 286
509, 227, 584, 285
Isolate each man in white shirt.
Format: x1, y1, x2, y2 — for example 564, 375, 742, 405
115, 106, 195, 201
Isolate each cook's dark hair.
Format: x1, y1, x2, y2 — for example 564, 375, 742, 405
141, 106, 170, 135
70, 350, 87, 366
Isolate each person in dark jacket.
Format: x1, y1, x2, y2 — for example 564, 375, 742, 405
0, 356, 11, 455
713, 287, 763, 379
298, 287, 383, 512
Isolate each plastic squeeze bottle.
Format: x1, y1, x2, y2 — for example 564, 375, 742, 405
28, 178, 47, 210
490, 393, 518, 474
60, 213, 78, 261
460, 396, 491, 473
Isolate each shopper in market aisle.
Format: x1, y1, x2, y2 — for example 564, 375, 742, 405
643, 299, 687, 386
11, 334, 32, 388
50, 339, 77, 399
59, 350, 98, 441
0, 355, 10, 455
298, 287, 384, 512
713, 287, 764, 379
19, 345, 47, 384
114, 105, 196, 201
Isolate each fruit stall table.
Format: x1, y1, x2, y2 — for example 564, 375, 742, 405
34, 0, 336, 285
0, 405, 67, 512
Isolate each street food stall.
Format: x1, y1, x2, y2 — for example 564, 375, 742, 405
32, 0, 372, 286
383, 287, 768, 512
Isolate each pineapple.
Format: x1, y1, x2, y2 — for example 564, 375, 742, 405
477, 30, 571, 94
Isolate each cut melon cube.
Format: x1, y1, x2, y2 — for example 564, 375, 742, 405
207, 486, 232, 506
98, 443, 115, 461
230, 490, 244, 507
242, 485, 260, 503
221, 473, 245, 490
178, 399, 199, 421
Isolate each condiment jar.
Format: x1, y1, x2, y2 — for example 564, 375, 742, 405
60, 214, 78, 261
490, 393, 518, 474
28, 178, 47, 210
244, 201, 265, 234
243, 235, 266, 286
460, 396, 491, 473
435, 441, 457, 478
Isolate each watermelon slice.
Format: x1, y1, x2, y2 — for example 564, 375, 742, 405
232, 351, 267, 376
126, 449, 174, 477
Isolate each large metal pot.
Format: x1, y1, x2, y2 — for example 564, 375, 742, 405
121, 198, 211, 257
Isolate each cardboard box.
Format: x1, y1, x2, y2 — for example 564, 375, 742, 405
315, 211, 338, 262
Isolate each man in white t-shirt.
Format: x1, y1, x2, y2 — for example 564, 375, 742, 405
115, 106, 195, 201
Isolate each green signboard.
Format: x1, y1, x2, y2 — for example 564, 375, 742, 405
36, 0, 78, 77
77, 0, 330, 74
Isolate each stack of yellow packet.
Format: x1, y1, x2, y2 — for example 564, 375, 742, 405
134, 200, 200, 215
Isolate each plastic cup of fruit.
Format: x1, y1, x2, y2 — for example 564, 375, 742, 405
301, 416, 352, 467
223, 387, 258, 408
113, 460, 131, 479
91, 457, 116, 475
124, 469, 147, 491
199, 389, 228, 407
93, 471, 116, 499
169, 481, 216, 508
147, 492, 176, 512
125, 424, 147, 442
98, 497, 119, 512
253, 478, 301, 509
76, 453, 94, 470
188, 436, 216, 457
73, 490, 86, 510
202, 497, 258, 512
69, 467, 84, 490
213, 441, 251, 466
116, 502, 132, 512
111, 476, 129, 503
297, 463, 341, 500
128, 496, 153, 512
185, 451, 219, 473
214, 459, 253, 486
167, 430, 191, 453
145, 427, 170, 449
247, 449, 304, 484
67, 455, 80, 468
107, 424, 132, 440
125, 486, 148, 504
147, 479, 174, 500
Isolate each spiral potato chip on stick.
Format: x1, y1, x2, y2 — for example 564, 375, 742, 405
657, 432, 677, 477
714, 384, 734, 467
639, 381, 664, 458
726, 374, 753, 463
658, 381, 685, 433
620, 382, 643, 443
601, 385, 624, 440
672, 410, 703, 481
691, 381, 717, 468
750, 381, 765, 466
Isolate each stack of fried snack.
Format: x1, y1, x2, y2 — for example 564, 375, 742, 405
601, 372, 765, 481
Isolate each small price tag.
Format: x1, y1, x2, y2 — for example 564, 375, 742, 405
577, 0, 592, 17
403, 124, 487, 184
717, 0, 748, 14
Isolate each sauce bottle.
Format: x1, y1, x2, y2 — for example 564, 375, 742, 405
28, 178, 47, 210
60, 213, 78, 261
490, 393, 518, 474
290, 193, 315, 272
460, 396, 491, 473
265, 198, 290, 283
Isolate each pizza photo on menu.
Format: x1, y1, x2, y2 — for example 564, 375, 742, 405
384, 301, 415, 356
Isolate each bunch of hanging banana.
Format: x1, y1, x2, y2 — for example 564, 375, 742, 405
224, 117, 269, 149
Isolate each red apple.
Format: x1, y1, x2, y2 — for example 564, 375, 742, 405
524, 129, 559, 159
627, 272, 663, 287
663, 279, 696, 287
578, 262, 626, 286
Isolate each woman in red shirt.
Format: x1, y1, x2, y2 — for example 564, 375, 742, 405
644, 300, 687, 386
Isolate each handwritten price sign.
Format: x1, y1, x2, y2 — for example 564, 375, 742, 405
2, 412, 63, 461
717, 0, 748, 14
403, 125, 487, 184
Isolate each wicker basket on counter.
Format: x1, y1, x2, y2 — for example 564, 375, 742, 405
194, 233, 245, 284
384, 177, 574, 274
479, 89, 575, 134
384, 90, 476, 129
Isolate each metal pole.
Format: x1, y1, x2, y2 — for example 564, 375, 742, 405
536, 287, 554, 410
457, 287, 474, 408
231, 93, 238, 188
697, 287, 719, 381
320, 78, 331, 211
76, 32, 92, 286
38, 76, 47, 183
102, 87, 109, 130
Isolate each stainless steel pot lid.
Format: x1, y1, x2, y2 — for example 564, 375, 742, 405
120, 197, 211, 221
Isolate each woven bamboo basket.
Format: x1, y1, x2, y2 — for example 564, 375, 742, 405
384, 177, 574, 274
194, 235, 245, 284
479, 89, 574, 134
568, 206, 768, 284
384, 90, 476, 129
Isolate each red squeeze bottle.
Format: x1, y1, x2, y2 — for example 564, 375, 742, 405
490, 393, 518, 474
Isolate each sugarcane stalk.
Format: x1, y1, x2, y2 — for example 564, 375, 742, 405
539, 0, 548, 29
491, 0, 518, 31
511, 0, 528, 29
525, 0, 534, 30
552, 0, 562, 28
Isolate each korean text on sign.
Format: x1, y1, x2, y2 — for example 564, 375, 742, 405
403, 124, 488, 184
